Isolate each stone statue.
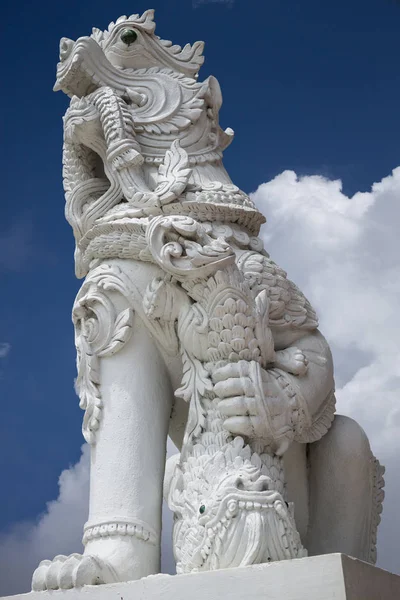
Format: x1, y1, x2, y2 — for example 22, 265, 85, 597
32, 10, 385, 590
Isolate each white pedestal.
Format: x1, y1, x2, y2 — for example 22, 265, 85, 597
3, 554, 400, 600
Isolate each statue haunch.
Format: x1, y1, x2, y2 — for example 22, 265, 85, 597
32, 10, 385, 590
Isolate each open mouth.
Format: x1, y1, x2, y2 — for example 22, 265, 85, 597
54, 37, 112, 97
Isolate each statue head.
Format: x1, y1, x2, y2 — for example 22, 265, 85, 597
57, 10, 264, 280
54, 10, 204, 97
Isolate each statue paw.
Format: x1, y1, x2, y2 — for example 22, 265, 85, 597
274, 347, 308, 376
32, 553, 116, 590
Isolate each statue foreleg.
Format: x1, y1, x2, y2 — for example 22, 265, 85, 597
32, 260, 175, 589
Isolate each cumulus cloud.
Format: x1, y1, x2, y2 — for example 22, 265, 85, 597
1, 167, 399, 592
0, 445, 90, 596
252, 167, 400, 574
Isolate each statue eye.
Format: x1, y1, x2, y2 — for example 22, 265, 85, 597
120, 29, 138, 46
199, 505, 206, 514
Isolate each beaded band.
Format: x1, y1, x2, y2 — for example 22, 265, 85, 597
83, 517, 158, 546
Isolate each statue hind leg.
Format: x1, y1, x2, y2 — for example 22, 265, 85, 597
306, 414, 385, 563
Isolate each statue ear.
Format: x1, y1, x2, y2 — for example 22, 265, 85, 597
163, 453, 181, 502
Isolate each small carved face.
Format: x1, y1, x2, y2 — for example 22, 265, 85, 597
170, 457, 286, 573
174, 486, 294, 573
168, 438, 305, 573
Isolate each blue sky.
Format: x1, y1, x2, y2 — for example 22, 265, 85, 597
1, 0, 400, 592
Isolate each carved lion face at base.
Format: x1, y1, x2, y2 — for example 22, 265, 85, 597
166, 437, 306, 573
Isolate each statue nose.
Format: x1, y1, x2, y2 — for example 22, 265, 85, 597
249, 475, 272, 491
234, 475, 272, 491
59, 37, 74, 61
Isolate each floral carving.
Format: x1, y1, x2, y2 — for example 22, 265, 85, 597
146, 215, 235, 278
73, 264, 135, 443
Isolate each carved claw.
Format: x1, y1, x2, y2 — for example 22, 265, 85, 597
274, 347, 309, 376
32, 553, 117, 590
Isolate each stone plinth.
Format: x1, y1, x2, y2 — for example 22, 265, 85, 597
3, 555, 400, 600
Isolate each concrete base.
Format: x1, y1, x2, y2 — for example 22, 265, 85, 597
3, 555, 400, 600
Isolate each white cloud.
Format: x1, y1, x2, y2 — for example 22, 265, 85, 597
252, 167, 400, 574
0, 343, 11, 359
0, 445, 89, 596
1, 167, 399, 592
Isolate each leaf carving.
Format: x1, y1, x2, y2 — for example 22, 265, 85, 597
175, 349, 212, 451
75, 335, 102, 444
155, 140, 192, 204
99, 307, 134, 357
